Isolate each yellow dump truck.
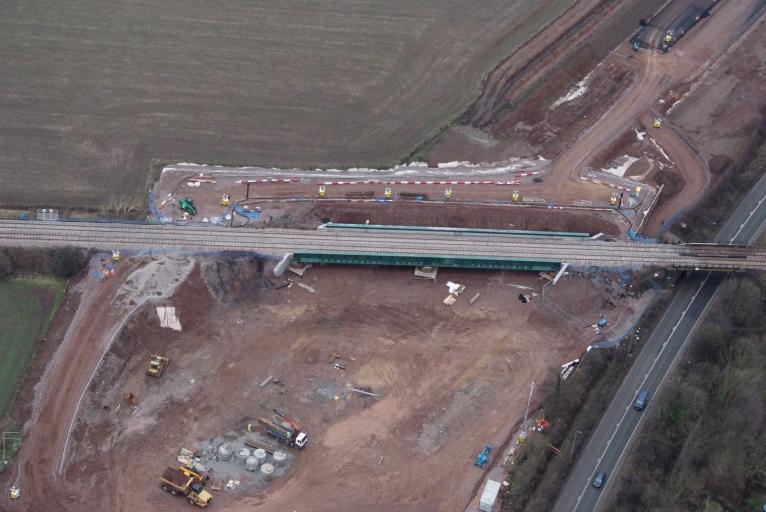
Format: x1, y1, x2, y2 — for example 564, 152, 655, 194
147, 355, 169, 377
159, 467, 212, 507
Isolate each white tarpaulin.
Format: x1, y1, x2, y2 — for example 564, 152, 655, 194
156, 306, 182, 331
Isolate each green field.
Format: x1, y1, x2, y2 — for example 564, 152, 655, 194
0, 277, 66, 417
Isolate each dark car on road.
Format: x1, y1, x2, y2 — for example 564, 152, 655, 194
592, 471, 607, 489
634, 389, 649, 411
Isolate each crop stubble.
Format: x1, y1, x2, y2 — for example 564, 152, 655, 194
0, 0, 574, 209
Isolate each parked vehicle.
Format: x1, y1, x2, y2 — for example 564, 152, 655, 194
159, 467, 212, 507
258, 417, 309, 448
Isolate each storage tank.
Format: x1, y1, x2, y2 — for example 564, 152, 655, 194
236, 447, 251, 464
272, 450, 287, 467
260, 462, 275, 481
218, 443, 233, 461
253, 448, 267, 465
245, 456, 259, 472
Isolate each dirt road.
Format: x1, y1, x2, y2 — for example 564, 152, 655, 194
640, 112, 709, 236
544, 0, 765, 229
4, 256, 193, 511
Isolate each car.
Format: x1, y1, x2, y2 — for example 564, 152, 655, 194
592, 471, 607, 489
634, 389, 649, 411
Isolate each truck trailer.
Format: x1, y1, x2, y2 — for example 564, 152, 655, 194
258, 417, 309, 448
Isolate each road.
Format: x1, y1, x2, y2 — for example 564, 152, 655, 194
1, 220, 766, 271
553, 152, 766, 512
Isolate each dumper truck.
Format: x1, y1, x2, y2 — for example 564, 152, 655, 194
147, 355, 169, 377
159, 467, 212, 507
258, 417, 309, 448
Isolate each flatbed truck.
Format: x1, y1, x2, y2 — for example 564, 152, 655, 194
258, 417, 309, 448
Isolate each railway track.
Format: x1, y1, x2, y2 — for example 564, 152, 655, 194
1, 220, 764, 271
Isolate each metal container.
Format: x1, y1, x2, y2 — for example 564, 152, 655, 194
245, 456, 259, 472
218, 443, 233, 461
253, 448, 267, 465
272, 450, 287, 467
260, 462, 275, 481
236, 447, 251, 464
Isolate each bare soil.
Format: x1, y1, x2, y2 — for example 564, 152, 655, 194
0, 0, 576, 210
1, 255, 650, 512
260, 202, 626, 235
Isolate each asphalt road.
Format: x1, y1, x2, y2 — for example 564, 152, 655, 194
553, 171, 766, 512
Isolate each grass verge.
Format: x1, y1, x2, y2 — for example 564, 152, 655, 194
0, 276, 66, 417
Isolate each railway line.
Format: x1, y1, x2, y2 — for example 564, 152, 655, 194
1, 220, 765, 271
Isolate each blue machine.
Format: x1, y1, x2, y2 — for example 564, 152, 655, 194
474, 444, 492, 468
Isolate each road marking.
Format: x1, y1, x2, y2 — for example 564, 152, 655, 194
574, 275, 709, 510
589, 274, 716, 512
730, 195, 766, 243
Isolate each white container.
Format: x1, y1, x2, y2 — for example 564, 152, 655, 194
272, 450, 287, 467
479, 479, 501, 512
253, 448, 267, 465
245, 456, 259, 472
260, 462, 275, 481
236, 447, 251, 464
218, 443, 233, 461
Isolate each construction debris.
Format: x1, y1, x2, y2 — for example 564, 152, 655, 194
413, 266, 438, 280
443, 281, 467, 306
348, 387, 378, 398
288, 263, 312, 277
122, 392, 138, 405
178, 447, 196, 467
296, 281, 316, 294
245, 438, 278, 454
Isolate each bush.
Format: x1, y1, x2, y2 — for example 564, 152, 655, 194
0, 247, 89, 280
0, 251, 10, 279
612, 275, 766, 511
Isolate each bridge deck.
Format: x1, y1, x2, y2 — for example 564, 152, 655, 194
1, 220, 765, 271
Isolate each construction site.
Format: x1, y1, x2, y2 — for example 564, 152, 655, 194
1, 0, 766, 511
2, 250, 654, 511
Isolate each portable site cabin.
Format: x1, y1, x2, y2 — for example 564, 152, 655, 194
478, 479, 501, 512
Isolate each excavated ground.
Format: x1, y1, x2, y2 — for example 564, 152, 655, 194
2, 256, 651, 512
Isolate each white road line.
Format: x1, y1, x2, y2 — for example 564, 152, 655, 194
730, 195, 766, 243
574, 274, 709, 509
590, 273, 718, 512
